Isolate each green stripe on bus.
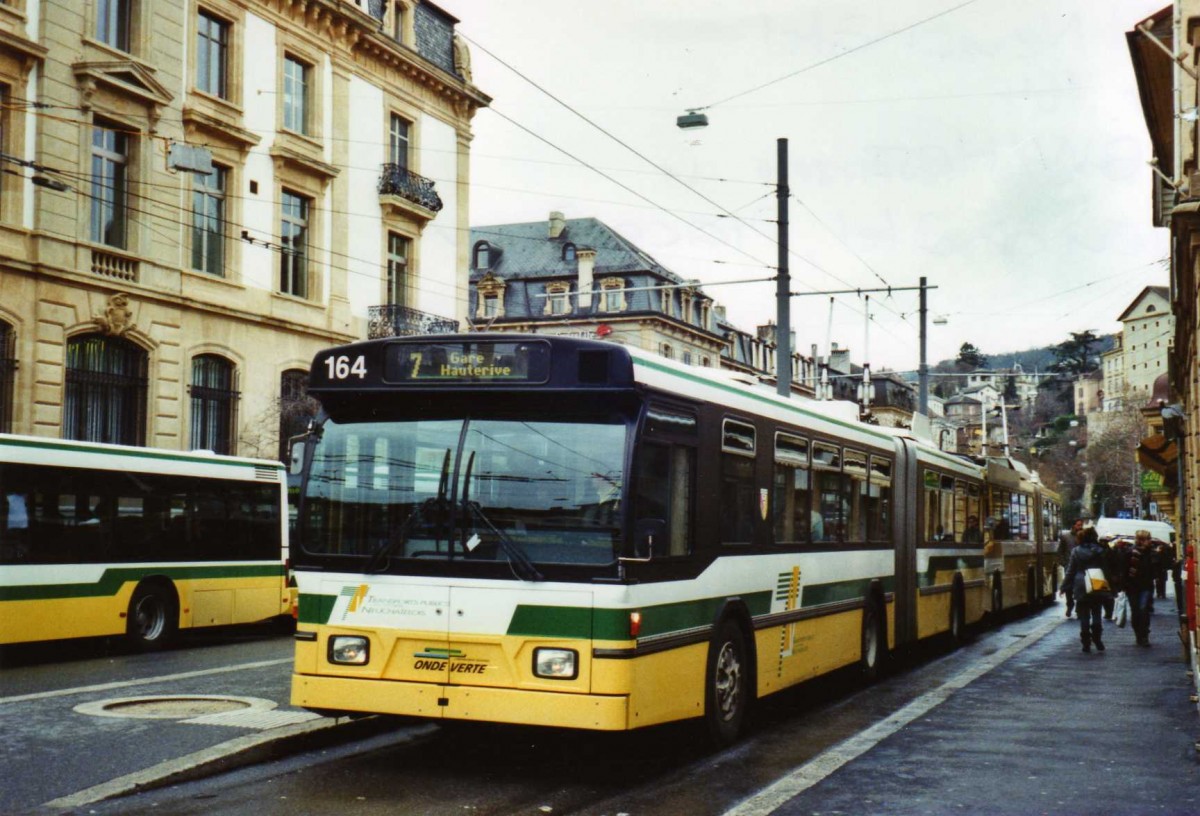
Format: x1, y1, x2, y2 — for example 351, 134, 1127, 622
300, 582, 881, 637
799, 576, 891, 606
0, 564, 284, 602
299, 593, 338, 625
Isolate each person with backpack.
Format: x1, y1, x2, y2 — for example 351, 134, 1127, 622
1062, 526, 1112, 653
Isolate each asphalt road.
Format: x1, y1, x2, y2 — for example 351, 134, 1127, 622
0, 624, 307, 814
7, 598, 1196, 816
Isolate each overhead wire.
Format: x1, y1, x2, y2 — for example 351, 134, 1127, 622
459, 32, 928, 339
696, 0, 985, 112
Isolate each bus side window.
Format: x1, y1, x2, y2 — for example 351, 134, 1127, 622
633, 442, 693, 557
719, 420, 756, 545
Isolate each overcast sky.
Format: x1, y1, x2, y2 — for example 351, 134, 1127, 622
443, 0, 1168, 372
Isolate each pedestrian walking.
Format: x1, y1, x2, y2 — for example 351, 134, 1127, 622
1057, 519, 1083, 618
1062, 526, 1111, 653
1153, 538, 1174, 600
1120, 530, 1162, 647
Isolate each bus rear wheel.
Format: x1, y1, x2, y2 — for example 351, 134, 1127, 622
949, 581, 967, 646
860, 601, 886, 681
127, 583, 177, 650
705, 619, 748, 748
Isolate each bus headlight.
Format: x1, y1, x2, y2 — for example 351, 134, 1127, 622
329, 635, 369, 665
533, 648, 577, 679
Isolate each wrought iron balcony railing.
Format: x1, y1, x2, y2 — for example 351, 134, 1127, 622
368, 304, 459, 339
378, 164, 443, 213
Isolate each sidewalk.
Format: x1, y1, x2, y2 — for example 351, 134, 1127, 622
739, 594, 1200, 816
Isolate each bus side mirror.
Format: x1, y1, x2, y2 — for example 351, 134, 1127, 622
621, 518, 665, 563
288, 438, 306, 476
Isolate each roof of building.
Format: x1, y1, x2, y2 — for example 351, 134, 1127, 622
470, 217, 681, 283
1116, 285, 1170, 322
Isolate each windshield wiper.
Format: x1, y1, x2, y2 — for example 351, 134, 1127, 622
364, 448, 452, 574
364, 499, 430, 574
463, 500, 544, 582
457, 450, 541, 581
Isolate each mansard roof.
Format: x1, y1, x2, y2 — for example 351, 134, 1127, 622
470, 217, 681, 282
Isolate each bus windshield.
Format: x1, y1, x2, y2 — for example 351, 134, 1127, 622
299, 416, 628, 568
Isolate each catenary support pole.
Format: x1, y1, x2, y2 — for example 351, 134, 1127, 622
776, 138, 791, 398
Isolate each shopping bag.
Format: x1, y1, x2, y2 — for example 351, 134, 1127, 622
1114, 592, 1129, 628
1083, 567, 1110, 594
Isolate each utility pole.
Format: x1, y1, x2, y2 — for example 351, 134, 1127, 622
775, 138, 791, 398
918, 276, 929, 415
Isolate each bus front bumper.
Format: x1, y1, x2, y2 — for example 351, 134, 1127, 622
291, 674, 631, 731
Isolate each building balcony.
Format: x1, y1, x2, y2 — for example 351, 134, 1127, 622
378, 164, 442, 221
368, 304, 458, 339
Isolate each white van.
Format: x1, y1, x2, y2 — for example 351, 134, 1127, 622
1094, 516, 1176, 544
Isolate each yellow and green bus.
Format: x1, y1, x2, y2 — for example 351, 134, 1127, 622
0, 434, 290, 648
288, 335, 1058, 744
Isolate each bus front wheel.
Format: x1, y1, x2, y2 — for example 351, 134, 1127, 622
705, 619, 748, 748
127, 583, 178, 650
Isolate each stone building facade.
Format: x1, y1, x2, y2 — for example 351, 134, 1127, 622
0, 0, 488, 457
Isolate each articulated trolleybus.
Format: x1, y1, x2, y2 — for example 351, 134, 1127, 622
0, 434, 291, 648
289, 334, 1059, 744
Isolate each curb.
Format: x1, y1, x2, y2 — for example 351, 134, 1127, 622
42, 715, 434, 812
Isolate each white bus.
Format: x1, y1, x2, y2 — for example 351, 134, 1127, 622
0, 434, 290, 648
288, 335, 1057, 744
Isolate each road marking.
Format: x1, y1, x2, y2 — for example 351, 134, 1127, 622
723, 615, 1064, 816
0, 658, 291, 704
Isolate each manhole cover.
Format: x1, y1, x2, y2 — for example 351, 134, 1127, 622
75, 694, 275, 720
103, 698, 250, 718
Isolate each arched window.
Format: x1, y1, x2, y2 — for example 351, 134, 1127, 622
64, 333, 147, 445
279, 368, 317, 461
0, 320, 14, 433
190, 354, 238, 454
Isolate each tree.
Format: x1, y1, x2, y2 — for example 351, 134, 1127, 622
1049, 330, 1102, 376
1084, 397, 1147, 518
1003, 375, 1018, 402
956, 342, 987, 369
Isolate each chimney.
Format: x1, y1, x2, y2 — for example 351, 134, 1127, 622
577, 247, 596, 308
549, 211, 566, 238
829, 344, 851, 373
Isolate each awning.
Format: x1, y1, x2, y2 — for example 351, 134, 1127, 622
1137, 433, 1178, 477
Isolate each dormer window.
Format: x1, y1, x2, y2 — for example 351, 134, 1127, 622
473, 240, 492, 271
545, 283, 571, 315
599, 277, 626, 312
474, 271, 506, 320
563, 243, 576, 262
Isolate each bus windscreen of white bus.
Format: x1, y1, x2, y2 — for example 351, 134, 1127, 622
298, 417, 627, 567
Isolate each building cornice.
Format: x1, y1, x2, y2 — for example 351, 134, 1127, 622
252, 0, 490, 120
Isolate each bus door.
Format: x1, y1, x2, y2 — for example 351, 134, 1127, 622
892, 438, 919, 647
446, 586, 594, 689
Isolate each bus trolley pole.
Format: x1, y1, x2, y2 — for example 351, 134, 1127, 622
787, 281, 936, 401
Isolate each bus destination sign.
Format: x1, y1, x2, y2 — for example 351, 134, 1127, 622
384, 341, 550, 384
